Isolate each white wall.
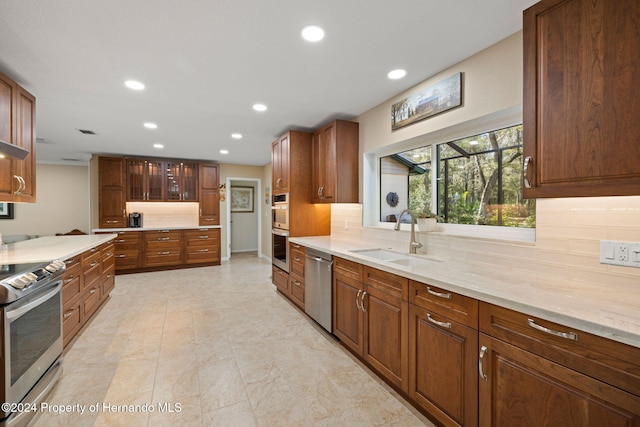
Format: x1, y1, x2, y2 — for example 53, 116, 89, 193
230, 180, 258, 253
0, 163, 91, 238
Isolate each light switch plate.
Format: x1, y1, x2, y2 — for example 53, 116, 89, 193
600, 240, 640, 268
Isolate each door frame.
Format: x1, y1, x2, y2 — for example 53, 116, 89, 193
225, 177, 262, 260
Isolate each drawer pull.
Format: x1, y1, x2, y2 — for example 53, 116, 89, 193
89, 288, 97, 294
527, 318, 578, 341
426, 286, 451, 299
198, 249, 209, 253
199, 236, 209, 239
65, 258, 76, 265
158, 237, 170, 241
292, 244, 300, 249
115, 254, 126, 258
203, 218, 215, 221
63, 277, 75, 284
292, 280, 302, 287
356, 290, 363, 311
90, 261, 98, 267
426, 313, 451, 329
479, 345, 488, 381
90, 248, 97, 252
115, 239, 126, 243
63, 310, 75, 319
293, 257, 301, 262
159, 251, 171, 255
106, 220, 118, 224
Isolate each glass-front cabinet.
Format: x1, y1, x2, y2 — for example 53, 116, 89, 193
127, 159, 165, 201
166, 161, 198, 201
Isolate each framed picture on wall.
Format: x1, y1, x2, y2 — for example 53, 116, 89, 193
0, 203, 14, 219
230, 187, 254, 213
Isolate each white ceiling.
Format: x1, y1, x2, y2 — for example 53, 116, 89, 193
0, 0, 537, 166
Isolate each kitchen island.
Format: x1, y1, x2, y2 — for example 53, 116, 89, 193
0, 234, 116, 264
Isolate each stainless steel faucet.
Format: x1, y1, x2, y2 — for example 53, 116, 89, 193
394, 209, 423, 254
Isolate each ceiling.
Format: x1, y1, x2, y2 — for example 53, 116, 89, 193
0, 0, 537, 166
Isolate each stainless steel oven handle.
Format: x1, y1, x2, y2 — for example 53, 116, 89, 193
6, 282, 62, 321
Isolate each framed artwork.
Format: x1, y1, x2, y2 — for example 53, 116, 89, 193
391, 72, 462, 130
0, 203, 14, 219
230, 187, 254, 212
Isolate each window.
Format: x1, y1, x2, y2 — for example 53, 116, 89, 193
379, 124, 535, 229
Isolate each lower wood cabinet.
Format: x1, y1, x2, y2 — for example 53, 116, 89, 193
62, 240, 117, 348
112, 231, 141, 271
272, 265, 289, 294
288, 243, 306, 309
333, 257, 364, 355
144, 230, 182, 267
184, 228, 220, 264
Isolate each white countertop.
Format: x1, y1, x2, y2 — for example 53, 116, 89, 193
92, 225, 221, 233
290, 235, 640, 349
0, 235, 116, 264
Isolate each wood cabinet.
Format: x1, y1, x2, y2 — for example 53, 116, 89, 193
311, 120, 358, 203
272, 265, 289, 295
166, 161, 198, 201
0, 70, 36, 203
523, 0, 640, 198
408, 281, 478, 427
62, 240, 116, 348
184, 228, 220, 264
288, 242, 305, 309
126, 158, 165, 201
111, 230, 141, 270
98, 157, 127, 228
332, 258, 408, 392
272, 133, 290, 193
199, 163, 220, 226
143, 229, 183, 267
479, 302, 640, 426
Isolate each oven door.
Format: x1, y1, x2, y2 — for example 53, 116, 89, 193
2, 281, 63, 416
272, 228, 289, 273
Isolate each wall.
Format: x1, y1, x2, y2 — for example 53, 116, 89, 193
229, 180, 258, 253
261, 162, 272, 259
349, 30, 640, 291
0, 164, 91, 238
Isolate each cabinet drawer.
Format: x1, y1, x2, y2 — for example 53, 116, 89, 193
184, 228, 219, 244
82, 247, 101, 264
113, 240, 141, 251
101, 243, 115, 262
289, 273, 305, 308
62, 273, 82, 305
479, 302, 640, 398
186, 248, 219, 264
144, 250, 182, 267
114, 250, 140, 269
409, 280, 478, 328
101, 263, 115, 297
272, 265, 289, 294
63, 255, 81, 270
113, 231, 141, 244
364, 266, 407, 299
82, 258, 102, 289
62, 294, 82, 346
83, 284, 102, 318
290, 245, 305, 278
144, 230, 182, 241
334, 257, 363, 282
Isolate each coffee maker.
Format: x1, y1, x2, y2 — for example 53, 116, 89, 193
128, 212, 143, 228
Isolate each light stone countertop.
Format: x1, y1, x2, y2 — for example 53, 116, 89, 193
289, 235, 640, 349
0, 234, 117, 264
92, 225, 222, 233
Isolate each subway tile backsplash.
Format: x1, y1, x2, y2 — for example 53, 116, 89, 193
331, 196, 640, 288
126, 202, 199, 228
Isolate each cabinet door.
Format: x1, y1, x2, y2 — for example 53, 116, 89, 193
181, 162, 198, 201
479, 334, 640, 426
409, 304, 478, 427
333, 272, 364, 355
362, 284, 407, 392
311, 123, 336, 203
146, 159, 165, 200
0, 74, 16, 199
13, 87, 36, 202
166, 162, 182, 201
126, 159, 145, 200
272, 134, 289, 193
199, 163, 219, 225
99, 157, 127, 227
523, 0, 640, 198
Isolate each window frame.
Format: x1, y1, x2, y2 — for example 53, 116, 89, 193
363, 106, 535, 242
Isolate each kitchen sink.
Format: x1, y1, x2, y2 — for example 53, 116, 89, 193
349, 248, 439, 266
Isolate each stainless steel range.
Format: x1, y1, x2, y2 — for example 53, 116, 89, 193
0, 260, 65, 427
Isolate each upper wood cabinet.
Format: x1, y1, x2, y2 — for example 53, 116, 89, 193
311, 119, 358, 203
126, 158, 165, 201
523, 0, 640, 198
0, 71, 36, 203
198, 163, 220, 226
98, 156, 127, 228
272, 133, 289, 194
166, 161, 198, 201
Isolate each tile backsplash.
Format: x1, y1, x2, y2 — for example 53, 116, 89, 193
126, 202, 199, 228
331, 197, 640, 288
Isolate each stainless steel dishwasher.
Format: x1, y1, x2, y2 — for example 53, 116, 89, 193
305, 248, 333, 333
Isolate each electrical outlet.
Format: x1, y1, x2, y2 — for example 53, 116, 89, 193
600, 240, 640, 268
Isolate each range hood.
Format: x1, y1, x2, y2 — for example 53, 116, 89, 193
0, 139, 29, 160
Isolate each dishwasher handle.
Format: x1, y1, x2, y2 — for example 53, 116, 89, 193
305, 253, 334, 268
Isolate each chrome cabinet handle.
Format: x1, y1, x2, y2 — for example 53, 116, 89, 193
361, 291, 367, 313
426, 286, 451, 300
293, 257, 301, 262
527, 318, 578, 341
106, 220, 118, 224
292, 280, 302, 287
479, 345, 488, 381
115, 254, 126, 258
276, 177, 282, 189
18, 176, 26, 194
90, 261, 98, 267
63, 310, 75, 319
13, 175, 24, 195
159, 251, 171, 255
89, 288, 97, 294
63, 277, 75, 284
158, 237, 170, 241
426, 313, 451, 329
198, 236, 209, 239
523, 156, 532, 189
198, 249, 209, 252
65, 258, 76, 265
356, 290, 363, 311
115, 239, 126, 243
123, 209, 126, 217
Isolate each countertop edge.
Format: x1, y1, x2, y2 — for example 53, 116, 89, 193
1, 235, 117, 264
92, 226, 222, 232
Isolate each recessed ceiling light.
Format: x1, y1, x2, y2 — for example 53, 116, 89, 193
144, 122, 158, 129
231, 133, 243, 139
387, 69, 407, 80
220, 149, 229, 155
153, 143, 164, 149
124, 80, 145, 90
252, 104, 267, 112
301, 25, 325, 42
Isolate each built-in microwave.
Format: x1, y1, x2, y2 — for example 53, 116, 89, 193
271, 193, 289, 230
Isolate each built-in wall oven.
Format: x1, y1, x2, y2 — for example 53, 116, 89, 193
0, 260, 65, 427
272, 193, 290, 272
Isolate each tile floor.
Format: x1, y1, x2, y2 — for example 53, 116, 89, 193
32, 255, 434, 427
